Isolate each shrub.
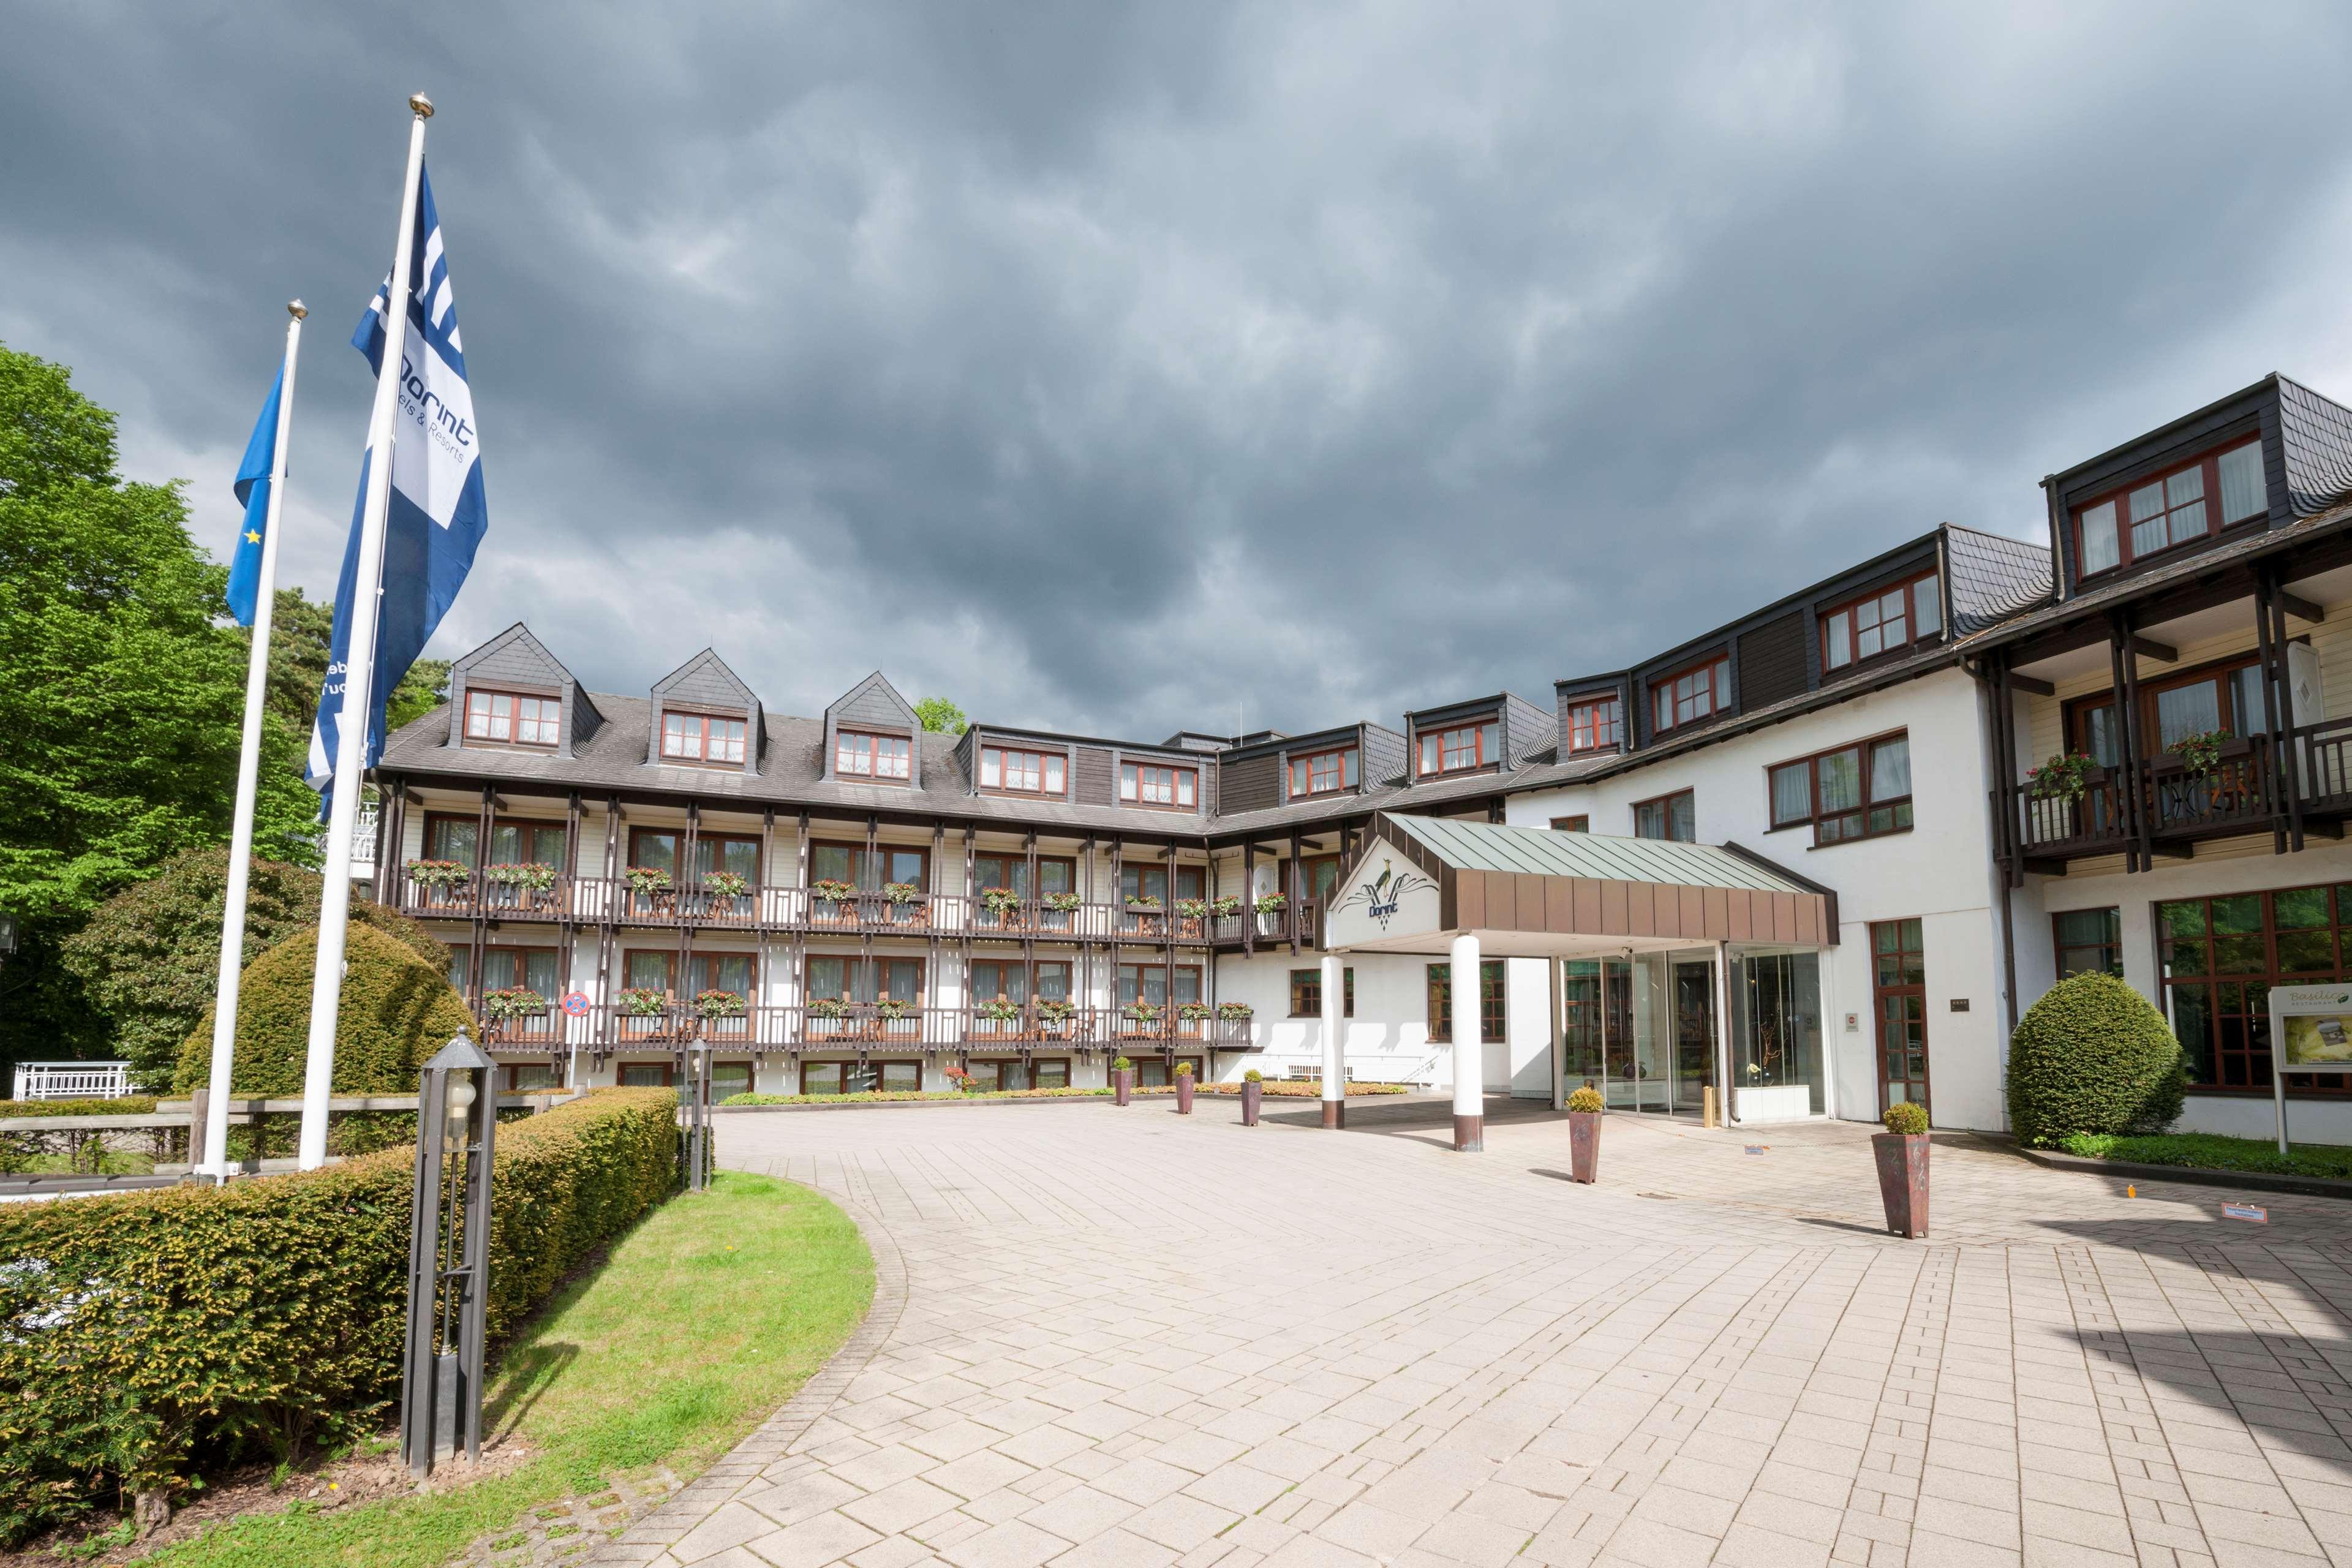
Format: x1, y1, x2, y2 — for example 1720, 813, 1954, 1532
0, 1087, 680, 1543
1882, 1101, 1929, 1136
1243, 1069, 1262, 1083
2007, 972, 2185, 1146
58, 848, 447, 1089
1566, 1087, 1604, 1114
1113, 1057, 1133, 1070
170, 922, 477, 1096
1175, 1061, 1194, 1077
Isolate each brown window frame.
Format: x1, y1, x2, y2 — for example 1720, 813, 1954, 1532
980, 744, 1065, 796
2066, 649, 2267, 763
1649, 655, 1732, 734
801, 1058, 924, 1095
2073, 436, 2267, 582
1287, 745, 1359, 798
1631, 788, 1695, 843
2052, 908, 2123, 979
472, 945, 562, 997
807, 839, 930, 892
2157, 882, 2352, 1095
967, 957, 1073, 1003
617, 1060, 676, 1088
971, 852, 1078, 897
620, 947, 760, 1001
835, 728, 913, 783
623, 826, 764, 886
662, 709, 749, 766
1426, 959, 1506, 1044
803, 952, 927, 1005
962, 1057, 1071, 1091
1872, 918, 1928, 1117
1289, 967, 1355, 1018
1116, 962, 1204, 1006
1550, 815, 1590, 833
1820, 571, 1942, 673
1118, 760, 1197, 810
1416, 718, 1500, 778
1564, 696, 1621, 753
423, 813, 567, 870
463, 688, 559, 748
1765, 729, 1913, 848
1119, 864, 1206, 905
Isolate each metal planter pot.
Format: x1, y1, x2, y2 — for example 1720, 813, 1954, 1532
1242, 1080, 1262, 1126
1873, 1133, 1930, 1238
1114, 1068, 1133, 1106
1567, 1110, 1600, 1183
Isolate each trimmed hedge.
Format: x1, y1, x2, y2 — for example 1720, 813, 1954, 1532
59, 845, 448, 1089
0, 1097, 158, 1119
0, 1087, 682, 1543
172, 921, 475, 1096
2008, 971, 2187, 1147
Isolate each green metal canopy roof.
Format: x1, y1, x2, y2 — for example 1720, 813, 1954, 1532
1381, 814, 1813, 894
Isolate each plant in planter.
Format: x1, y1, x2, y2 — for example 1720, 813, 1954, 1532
943, 1064, 973, 1093
481, 986, 546, 1028
1216, 1001, 1254, 1022
702, 869, 750, 898
979, 886, 1026, 921
978, 998, 1023, 1025
1176, 1001, 1214, 1022
1035, 998, 1077, 1035
2026, 751, 2095, 804
1174, 897, 1208, 919
617, 987, 668, 1017
695, 989, 747, 1022
875, 997, 916, 1023
624, 864, 674, 897
2176, 728, 2233, 779
882, 881, 922, 905
812, 878, 858, 906
1208, 895, 1240, 918
405, 858, 472, 892
1126, 894, 1164, 911
1174, 1058, 1196, 1114
1112, 1055, 1134, 1106
808, 996, 850, 1022
1566, 1085, 1604, 1183
1241, 1067, 1264, 1125
1041, 891, 1083, 913
484, 861, 557, 892
1254, 892, 1287, 914
1874, 1100, 1931, 1239
1123, 1001, 1161, 1033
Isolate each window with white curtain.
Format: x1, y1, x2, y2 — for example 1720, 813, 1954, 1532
1768, 731, 1912, 846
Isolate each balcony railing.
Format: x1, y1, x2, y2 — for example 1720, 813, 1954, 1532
2012, 724, 2352, 861
567, 1001, 1259, 1052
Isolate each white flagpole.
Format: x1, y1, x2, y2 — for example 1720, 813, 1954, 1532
200, 300, 307, 1181
297, 94, 432, 1171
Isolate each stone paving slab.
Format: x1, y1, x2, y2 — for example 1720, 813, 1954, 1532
590, 1096, 2352, 1567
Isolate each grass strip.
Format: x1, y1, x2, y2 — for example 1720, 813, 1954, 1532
122, 1170, 872, 1568
2058, 1131, 2352, 1182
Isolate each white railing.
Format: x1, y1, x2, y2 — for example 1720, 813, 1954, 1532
349, 804, 380, 879
12, 1061, 134, 1101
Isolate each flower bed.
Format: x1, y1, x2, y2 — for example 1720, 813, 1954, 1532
2057, 1131, 2352, 1182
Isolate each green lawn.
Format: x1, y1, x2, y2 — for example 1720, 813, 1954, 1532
2059, 1131, 2352, 1181
122, 1171, 873, 1568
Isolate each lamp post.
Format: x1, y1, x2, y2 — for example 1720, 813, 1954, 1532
402, 1033, 496, 1479
684, 1041, 712, 1193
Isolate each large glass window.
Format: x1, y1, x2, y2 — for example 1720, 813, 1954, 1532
2054, 908, 2122, 978
1767, 733, 1912, 846
809, 841, 929, 890
1733, 952, 1824, 1116
805, 955, 925, 1004
664, 711, 748, 764
981, 745, 1063, 794
1650, 659, 1732, 733
1418, 720, 1501, 777
1426, 960, 1506, 1043
1632, 790, 1695, 842
1117, 964, 1202, 1008
466, 690, 559, 746
838, 729, 912, 781
1823, 574, 1941, 671
2075, 439, 2265, 579
1288, 747, 1359, 797
2158, 884, 2352, 1093
971, 853, 1076, 898
426, 815, 564, 870
1119, 761, 1196, 808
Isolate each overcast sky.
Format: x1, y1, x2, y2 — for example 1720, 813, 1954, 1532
8, 2, 2352, 740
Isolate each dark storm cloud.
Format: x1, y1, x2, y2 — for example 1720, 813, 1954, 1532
8, 2, 2352, 739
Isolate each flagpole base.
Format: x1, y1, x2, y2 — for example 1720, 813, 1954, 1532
1322, 1099, 1344, 1129
1453, 1114, 1483, 1153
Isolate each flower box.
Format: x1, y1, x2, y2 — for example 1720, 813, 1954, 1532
405, 858, 472, 894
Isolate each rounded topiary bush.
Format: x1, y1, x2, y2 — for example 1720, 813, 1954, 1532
173, 921, 477, 1095
2007, 971, 2186, 1146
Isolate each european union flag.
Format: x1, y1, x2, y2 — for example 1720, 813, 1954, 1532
225, 366, 284, 627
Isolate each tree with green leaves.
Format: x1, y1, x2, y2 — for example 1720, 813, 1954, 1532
914, 696, 968, 735
263, 584, 450, 735
0, 344, 321, 1064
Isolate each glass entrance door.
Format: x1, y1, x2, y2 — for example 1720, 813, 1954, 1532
1672, 960, 1716, 1114
1872, 919, 1928, 1116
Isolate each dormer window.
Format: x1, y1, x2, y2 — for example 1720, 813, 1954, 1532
664, 712, 747, 765
837, 729, 911, 781
1287, 746, 1359, 797
465, 690, 558, 747
1565, 697, 1621, 753
982, 745, 1063, 795
1418, 720, 1498, 777
1650, 658, 1730, 734
2076, 439, 2264, 579
1823, 573, 1940, 672
1120, 761, 1196, 809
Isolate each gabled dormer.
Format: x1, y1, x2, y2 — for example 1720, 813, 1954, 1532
957, 726, 1077, 804
446, 623, 602, 758
2043, 374, 2352, 601
1404, 693, 1553, 783
652, 648, 763, 777
821, 671, 919, 787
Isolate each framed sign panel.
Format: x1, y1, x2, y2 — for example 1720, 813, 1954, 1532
2265, 983, 2352, 1152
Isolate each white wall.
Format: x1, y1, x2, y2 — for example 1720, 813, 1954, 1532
1508, 666, 2009, 1131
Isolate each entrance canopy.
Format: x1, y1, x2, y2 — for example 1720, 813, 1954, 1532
1321, 813, 1838, 958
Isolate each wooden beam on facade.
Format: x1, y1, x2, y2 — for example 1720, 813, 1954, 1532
2127, 635, 2178, 664
2280, 589, 2326, 625
2006, 673, 2056, 697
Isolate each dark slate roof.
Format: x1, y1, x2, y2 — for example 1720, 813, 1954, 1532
1943, 525, 2054, 635
653, 648, 757, 709
2280, 375, 2352, 517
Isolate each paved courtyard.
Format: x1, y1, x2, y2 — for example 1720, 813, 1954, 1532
595, 1095, 2352, 1568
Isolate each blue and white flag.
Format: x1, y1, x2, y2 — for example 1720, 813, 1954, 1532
306, 161, 488, 793
224, 366, 284, 627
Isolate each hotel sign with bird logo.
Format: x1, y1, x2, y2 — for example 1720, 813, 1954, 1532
1326, 853, 1439, 946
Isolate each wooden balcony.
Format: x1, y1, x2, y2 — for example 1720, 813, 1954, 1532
2010, 723, 2352, 868
573, 1001, 1259, 1053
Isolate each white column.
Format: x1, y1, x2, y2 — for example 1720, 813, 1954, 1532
1451, 931, 1482, 1151
1319, 951, 1344, 1128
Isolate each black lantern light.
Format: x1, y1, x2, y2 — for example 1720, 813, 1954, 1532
401, 1033, 496, 1479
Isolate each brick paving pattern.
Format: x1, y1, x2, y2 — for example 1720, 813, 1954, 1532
590, 1095, 2352, 1567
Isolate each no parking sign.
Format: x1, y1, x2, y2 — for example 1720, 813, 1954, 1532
560, 990, 592, 1017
